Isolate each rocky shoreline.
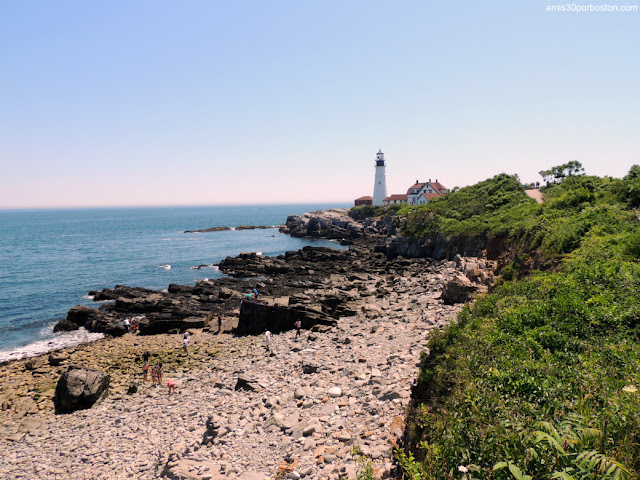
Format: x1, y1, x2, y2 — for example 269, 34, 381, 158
1, 209, 496, 480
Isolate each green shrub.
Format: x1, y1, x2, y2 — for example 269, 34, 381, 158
401, 171, 640, 478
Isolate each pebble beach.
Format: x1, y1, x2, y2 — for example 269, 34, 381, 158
0, 255, 472, 480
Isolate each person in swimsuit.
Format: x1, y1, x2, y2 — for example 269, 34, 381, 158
155, 361, 163, 384
167, 380, 177, 395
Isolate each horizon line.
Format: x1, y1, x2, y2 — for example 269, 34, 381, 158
0, 200, 355, 213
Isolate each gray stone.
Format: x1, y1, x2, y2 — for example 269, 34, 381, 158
54, 367, 110, 413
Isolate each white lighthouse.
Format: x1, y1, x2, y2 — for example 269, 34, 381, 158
372, 149, 388, 205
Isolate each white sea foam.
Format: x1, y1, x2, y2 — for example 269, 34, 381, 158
0, 328, 105, 363
159, 264, 171, 270
83, 294, 95, 300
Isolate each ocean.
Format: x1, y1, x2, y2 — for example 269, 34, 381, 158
0, 204, 349, 362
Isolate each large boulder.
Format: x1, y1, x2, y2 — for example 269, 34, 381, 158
234, 301, 336, 335
54, 367, 110, 413
441, 275, 479, 304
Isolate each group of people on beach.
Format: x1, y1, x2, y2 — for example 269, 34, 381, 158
140, 350, 178, 394
122, 317, 139, 334
141, 351, 164, 384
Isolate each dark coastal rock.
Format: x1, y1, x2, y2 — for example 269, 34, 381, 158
54, 367, 110, 413
235, 225, 277, 230
190, 264, 215, 270
184, 225, 278, 233
136, 316, 205, 335
65, 305, 102, 327
52, 318, 79, 332
280, 209, 364, 240
90, 285, 158, 301
57, 305, 125, 337
184, 226, 231, 233
218, 252, 293, 278
235, 301, 336, 335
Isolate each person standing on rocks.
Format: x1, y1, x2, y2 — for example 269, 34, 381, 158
123, 318, 130, 333
253, 287, 259, 299
294, 319, 302, 339
155, 361, 163, 384
217, 315, 222, 333
142, 360, 150, 381
183, 331, 190, 353
264, 329, 272, 354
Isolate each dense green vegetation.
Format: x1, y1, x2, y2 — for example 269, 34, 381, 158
395, 167, 640, 479
348, 203, 403, 221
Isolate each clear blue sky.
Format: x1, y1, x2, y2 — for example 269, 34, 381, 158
1, 1, 638, 208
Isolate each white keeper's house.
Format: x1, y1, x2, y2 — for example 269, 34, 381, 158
404, 179, 448, 205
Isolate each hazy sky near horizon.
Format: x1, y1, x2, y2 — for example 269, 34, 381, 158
1, 1, 638, 208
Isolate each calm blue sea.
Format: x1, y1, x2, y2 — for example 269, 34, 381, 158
0, 204, 349, 361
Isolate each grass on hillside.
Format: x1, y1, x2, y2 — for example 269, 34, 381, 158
392, 168, 640, 479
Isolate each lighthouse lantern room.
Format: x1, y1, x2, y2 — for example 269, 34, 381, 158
372, 149, 388, 205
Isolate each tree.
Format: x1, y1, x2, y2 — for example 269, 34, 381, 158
625, 164, 640, 181
622, 164, 640, 208
539, 161, 585, 185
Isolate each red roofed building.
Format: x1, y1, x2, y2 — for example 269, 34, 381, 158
354, 196, 373, 206
383, 194, 408, 205
406, 179, 448, 205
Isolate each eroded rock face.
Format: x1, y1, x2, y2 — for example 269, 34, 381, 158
280, 209, 364, 240
54, 367, 110, 413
